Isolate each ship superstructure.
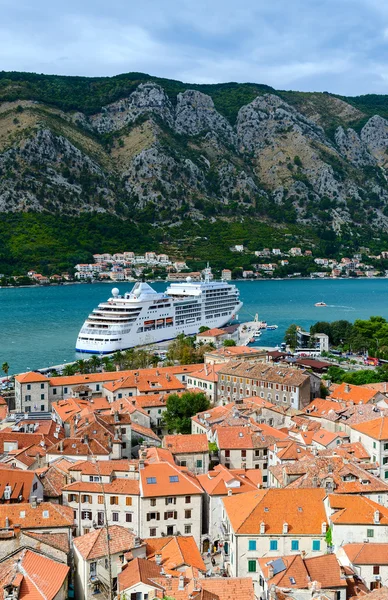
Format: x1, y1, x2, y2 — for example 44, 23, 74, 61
76, 269, 242, 353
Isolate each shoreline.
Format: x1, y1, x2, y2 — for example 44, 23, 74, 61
1, 276, 388, 290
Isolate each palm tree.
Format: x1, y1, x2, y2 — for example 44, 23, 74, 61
113, 351, 124, 370
89, 355, 101, 373
75, 359, 88, 374
1, 362, 9, 385
62, 364, 75, 376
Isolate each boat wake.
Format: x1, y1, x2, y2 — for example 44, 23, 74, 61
326, 304, 355, 310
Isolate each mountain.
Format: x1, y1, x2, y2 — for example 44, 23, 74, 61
1, 71, 388, 273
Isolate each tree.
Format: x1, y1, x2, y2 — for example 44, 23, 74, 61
199, 326, 210, 333
1, 362, 9, 384
62, 364, 76, 376
284, 324, 299, 349
163, 391, 210, 434
89, 355, 101, 373
223, 339, 236, 347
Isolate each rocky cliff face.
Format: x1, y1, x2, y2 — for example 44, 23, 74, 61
1, 78, 388, 232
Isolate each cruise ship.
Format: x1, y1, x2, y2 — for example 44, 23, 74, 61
75, 269, 243, 354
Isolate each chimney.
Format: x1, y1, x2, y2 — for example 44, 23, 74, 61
139, 459, 145, 470
155, 554, 162, 565
114, 411, 120, 423
283, 522, 288, 534
374, 510, 380, 524
260, 521, 265, 534
321, 522, 327, 534
178, 575, 185, 591
345, 384, 350, 394
84, 434, 89, 444
268, 564, 274, 579
59, 440, 64, 452
5, 517, 9, 528
31, 496, 37, 508
227, 489, 233, 496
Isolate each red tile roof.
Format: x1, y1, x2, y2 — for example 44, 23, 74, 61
0, 469, 37, 502
0, 502, 74, 529
197, 464, 258, 496
145, 536, 206, 571
351, 416, 388, 440
0, 548, 69, 599
140, 461, 203, 497
223, 488, 327, 534
15, 372, 48, 384
163, 434, 209, 454
342, 543, 388, 565
74, 525, 140, 560
329, 494, 388, 525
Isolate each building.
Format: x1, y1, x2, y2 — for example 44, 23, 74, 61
14, 371, 51, 412
221, 269, 232, 281
221, 488, 328, 585
257, 553, 347, 600
139, 460, 203, 546
337, 543, 388, 592
185, 364, 223, 402
73, 525, 146, 600
162, 434, 209, 474
217, 361, 311, 409
204, 346, 267, 365
350, 417, 388, 479
0, 468, 43, 503
195, 328, 230, 348
0, 549, 69, 600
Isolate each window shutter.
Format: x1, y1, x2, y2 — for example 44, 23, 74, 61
164, 512, 168, 520
147, 514, 150, 522
174, 498, 177, 505
157, 512, 160, 521
126, 497, 132, 506
174, 511, 177, 519
165, 498, 168, 505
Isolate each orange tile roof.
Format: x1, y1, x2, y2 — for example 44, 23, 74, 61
0, 502, 74, 529
23, 531, 70, 554
140, 461, 203, 497
223, 488, 327, 534
118, 557, 165, 592
198, 577, 255, 600
302, 398, 346, 417
15, 371, 48, 384
216, 424, 288, 450
351, 416, 388, 440
49, 365, 200, 388
0, 469, 37, 502
0, 548, 69, 600
145, 536, 206, 571
197, 328, 226, 337
197, 464, 258, 496
74, 525, 139, 560
329, 493, 388, 525
207, 346, 265, 356
187, 364, 224, 382
330, 383, 380, 404
258, 553, 346, 589
312, 429, 349, 447
0, 432, 51, 453
342, 543, 388, 565
163, 434, 209, 454
47, 437, 110, 456
145, 447, 175, 464
68, 458, 138, 476
63, 478, 140, 495
131, 422, 161, 441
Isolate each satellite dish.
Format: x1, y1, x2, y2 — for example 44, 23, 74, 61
186, 276, 192, 283
111, 288, 119, 297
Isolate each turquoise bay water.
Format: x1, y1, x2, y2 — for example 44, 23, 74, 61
1, 279, 388, 375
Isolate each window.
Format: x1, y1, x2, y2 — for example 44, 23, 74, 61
248, 560, 256, 573
373, 566, 380, 575
165, 497, 176, 505
225, 450, 230, 458
125, 513, 132, 523
241, 450, 246, 458
373, 441, 377, 449
53, 388, 57, 395
40, 383, 44, 389
40, 394, 45, 400
146, 512, 160, 521
149, 528, 157, 537
169, 476, 179, 483
112, 512, 119, 522
33, 482, 38, 492
385, 471, 388, 480
185, 496, 191, 504
291, 540, 299, 551
150, 498, 156, 506
147, 477, 157, 484
196, 460, 203, 468
167, 526, 174, 536
90, 562, 97, 575
367, 529, 374, 538
89, 476, 101, 482
64, 387, 68, 394
248, 540, 256, 551
25, 395, 31, 402
98, 495, 104, 504
27, 384, 31, 391
110, 496, 119, 505
184, 525, 191, 534
270, 540, 278, 551
384, 443, 388, 451
312, 540, 321, 551
81, 511, 92, 520
165, 511, 176, 519
96, 384, 100, 391
185, 510, 192, 519
126, 497, 132, 506
40, 404, 45, 411
81, 495, 92, 504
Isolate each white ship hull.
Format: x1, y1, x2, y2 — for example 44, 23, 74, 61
76, 275, 242, 354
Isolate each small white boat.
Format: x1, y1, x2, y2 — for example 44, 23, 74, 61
266, 325, 278, 330
314, 302, 327, 307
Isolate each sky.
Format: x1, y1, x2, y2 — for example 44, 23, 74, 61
1, 0, 388, 96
